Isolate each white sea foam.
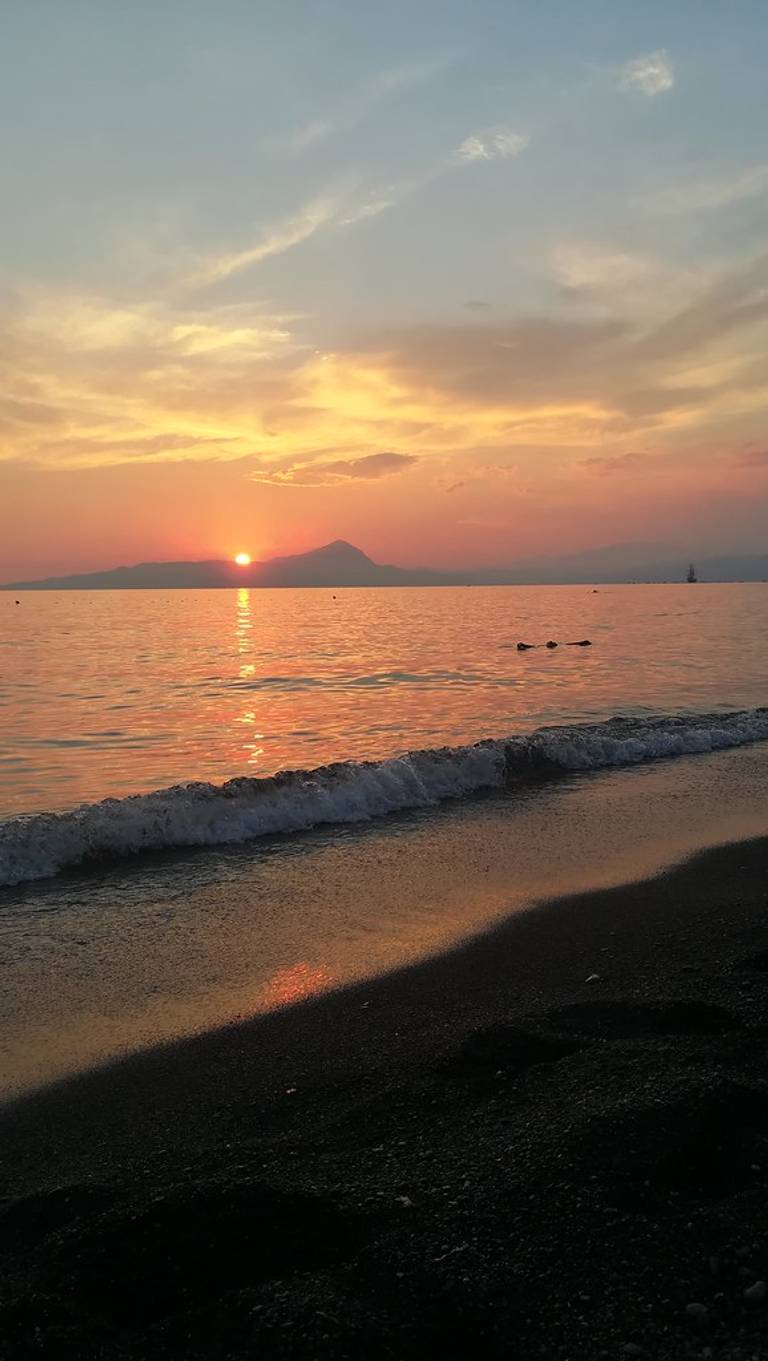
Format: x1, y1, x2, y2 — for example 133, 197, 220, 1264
2, 709, 767, 887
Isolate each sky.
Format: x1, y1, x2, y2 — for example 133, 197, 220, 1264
2, 0, 768, 578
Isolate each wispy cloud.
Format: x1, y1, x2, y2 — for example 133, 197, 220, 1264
456, 127, 529, 162
618, 50, 674, 97
641, 164, 768, 216
552, 242, 701, 317
286, 54, 453, 152
582, 451, 656, 476
339, 188, 401, 226
17, 292, 297, 360
187, 113, 529, 289
555, 244, 662, 292
370, 55, 453, 96
289, 119, 336, 151
186, 194, 339, 287
185, 174, 424, 286
250, 450, 418, 486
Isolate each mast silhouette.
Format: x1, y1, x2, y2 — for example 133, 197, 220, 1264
686, 563, 697, 583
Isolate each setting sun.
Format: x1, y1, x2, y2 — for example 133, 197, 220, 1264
234, 552, 251, 566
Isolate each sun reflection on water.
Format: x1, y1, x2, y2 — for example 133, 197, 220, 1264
235, 587, 252, 654
233, 588, 264, 764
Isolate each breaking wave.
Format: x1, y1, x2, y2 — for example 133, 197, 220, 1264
2, 709, 768, 887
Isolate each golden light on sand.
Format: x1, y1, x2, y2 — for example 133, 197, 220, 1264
263, 962, 334, 1008
234, 552, 251, 566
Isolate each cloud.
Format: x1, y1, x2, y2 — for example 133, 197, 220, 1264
6, 250, 768, 486
456, 127, 529, 162
0, 290, 305, 468
463, 300, 491, 311
184, 171, 427, 286
186, 113, 528, 291
250, 450, 418, 486
285, 54, 452, 152
633, 251, 768, 362
618, 50, 674, 97
288, 119, 336, 151
555, 245, 662, 293
641, 165, 768, 216
369, 56, 452, 96
186, 194, 339, 286
582, 451, 655, 475
552, 242, 702, 317
15, 292, 299, 362
339, 189, 400, 226
442, 459, 520, 493
353, 315, 628, 406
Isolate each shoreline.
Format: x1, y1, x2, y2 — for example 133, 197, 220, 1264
2, 836, 768, 1357
5, 741, 768, 1100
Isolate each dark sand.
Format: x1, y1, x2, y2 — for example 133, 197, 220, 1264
2, 837, 768, 1359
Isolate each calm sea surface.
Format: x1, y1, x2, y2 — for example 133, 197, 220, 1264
1, 583, 767, 817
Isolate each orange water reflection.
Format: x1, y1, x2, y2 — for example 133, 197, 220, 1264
235, 586, 252, 655
6, 583, 768, 814
262, 961, 334, 1009
234, 588, 264, 764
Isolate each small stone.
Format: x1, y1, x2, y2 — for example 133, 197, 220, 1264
686, 1302, 708, 1319
585, 973, 601, 984
743, 1280, 767, 1302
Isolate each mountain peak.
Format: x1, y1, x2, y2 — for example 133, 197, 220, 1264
306, 540, 372, 562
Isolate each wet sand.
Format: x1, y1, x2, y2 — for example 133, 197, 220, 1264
5, 741, 768, 1100
2, 836, 768, 1358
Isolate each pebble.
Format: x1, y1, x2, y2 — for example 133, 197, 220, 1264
743, 1280, 767, 1303
686, 1302, 708, 1319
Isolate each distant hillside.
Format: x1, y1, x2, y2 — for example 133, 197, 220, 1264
1, 541, 458, 590
474, 545, 768, 585
3, 540, 767, 590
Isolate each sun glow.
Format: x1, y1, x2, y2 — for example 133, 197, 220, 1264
234, 552, 251, 566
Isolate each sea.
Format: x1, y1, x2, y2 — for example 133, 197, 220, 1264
1, 582, 767, 1095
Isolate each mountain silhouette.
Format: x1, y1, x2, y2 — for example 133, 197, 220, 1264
3, 540, 768, 589
1, 541, 456, 590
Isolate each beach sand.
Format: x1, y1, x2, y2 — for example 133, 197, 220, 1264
2, 836, 768, 1358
